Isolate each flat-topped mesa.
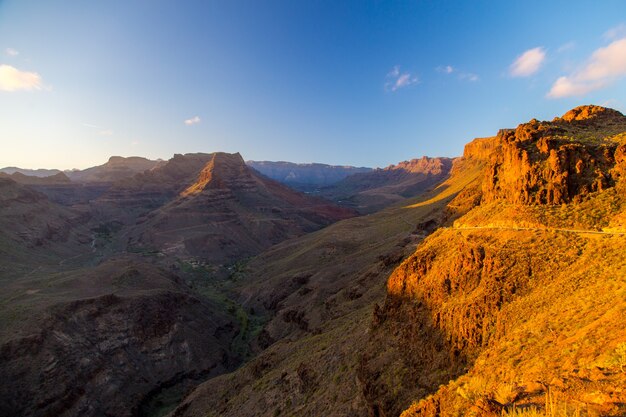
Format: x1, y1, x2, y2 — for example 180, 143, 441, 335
383, 156, 453, 175
181, 152, 255, 196
482, 106, 626, 205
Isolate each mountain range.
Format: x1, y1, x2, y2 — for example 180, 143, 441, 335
0, 105, 624, 417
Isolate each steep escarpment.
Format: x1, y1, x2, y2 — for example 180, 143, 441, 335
0, 259, 239, 417
360, 106, 626, 417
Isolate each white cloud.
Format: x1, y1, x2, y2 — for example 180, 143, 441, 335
5, 48, 19, 56
184, 115, 201, 125
436, 65, 454, 74
0, 64, 43, 92
509, 47, 546, 77
604, 23, 626, 41
98, 129, 113, 136
547, 37, 626, 98
385, 66, 418, 92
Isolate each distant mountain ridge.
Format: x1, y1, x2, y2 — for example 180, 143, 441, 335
246, 160, 372, 189
319, 156, 455, 213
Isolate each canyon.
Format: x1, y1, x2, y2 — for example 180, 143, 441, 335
0, 105, 625, 417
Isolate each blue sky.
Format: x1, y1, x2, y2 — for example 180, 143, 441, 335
1, 1, 626, 169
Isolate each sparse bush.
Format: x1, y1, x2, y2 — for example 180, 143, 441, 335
493, 383, 519, 406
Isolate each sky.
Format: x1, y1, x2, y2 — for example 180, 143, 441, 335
1, 1, 626, 169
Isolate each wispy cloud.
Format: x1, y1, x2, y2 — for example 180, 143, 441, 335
98, 129, 113, 136
604, 23, 626, 41
5, 48, 19, 57
437, 65, 478, 82
385, 66, 418, 92
547, 37, 626, 98
0, 64, 43, 92
436, 65, 454, 74
557, 42, 576, 53
509, 47, 546, 77
184, 115, 201, 125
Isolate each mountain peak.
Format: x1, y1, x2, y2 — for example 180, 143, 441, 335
557, 105, 624, 123
181, 152, 250, 196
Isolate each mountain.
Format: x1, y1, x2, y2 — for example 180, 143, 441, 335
167, 141, 486, 417
168, 105, 626, 417
359, 105, 626, 417
125, 152, 356, 264
2, 105, 625, 417
66, 156, 162, 183
320, 156, 455, 213
0, 167, 62, 177
0, 171, 71, 185
246, 160, 372, 191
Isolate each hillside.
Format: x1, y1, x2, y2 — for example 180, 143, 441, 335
320, 156, 454, 213
0, 177, 91, 277
0, 258, 240, 417
359, 105, 626, 417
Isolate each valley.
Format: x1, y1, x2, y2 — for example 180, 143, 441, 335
0, 105, 625, 417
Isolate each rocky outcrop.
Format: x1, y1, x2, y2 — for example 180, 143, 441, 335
482, 106, 626, 205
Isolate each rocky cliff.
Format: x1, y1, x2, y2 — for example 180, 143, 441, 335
483, 105, 626, 205
359, 106, 626, 417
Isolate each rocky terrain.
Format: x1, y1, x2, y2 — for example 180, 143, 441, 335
359, 106, 626, 417
164, 106, 626, 417
0, 259, 240, 417
1, 105, 624, 417
0, 151, 358, 417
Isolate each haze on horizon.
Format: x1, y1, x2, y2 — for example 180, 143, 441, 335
1, 0, 626, 170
